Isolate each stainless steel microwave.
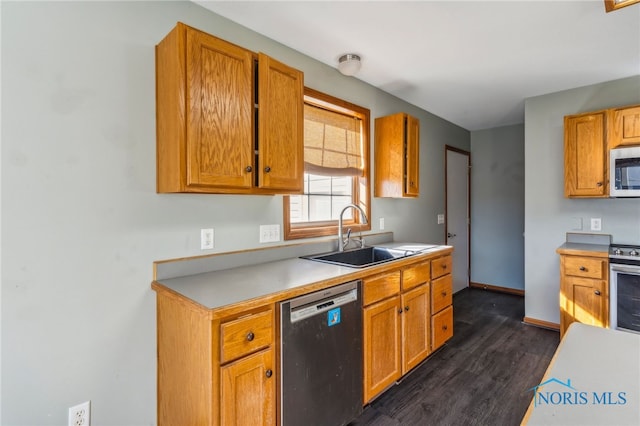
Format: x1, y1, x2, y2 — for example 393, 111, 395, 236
610, 146, 640, 197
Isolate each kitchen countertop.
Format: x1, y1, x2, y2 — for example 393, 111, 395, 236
556, 242, 610, 257
152, 243, 451, 311
522, 323, 640, 425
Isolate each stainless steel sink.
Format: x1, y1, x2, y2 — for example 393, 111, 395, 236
301, 246, 419, 268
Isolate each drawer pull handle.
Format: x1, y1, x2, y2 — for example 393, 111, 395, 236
246, 332, 255, 342
404, 306, 410, 312
442, 325, 448, 330
442, 291, 447, 297
594, 290, 601, 296
265, 369, 273, 378
579, 266, 587, 271
596, 182, 603, 187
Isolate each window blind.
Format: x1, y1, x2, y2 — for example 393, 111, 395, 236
303, 103, 364, 176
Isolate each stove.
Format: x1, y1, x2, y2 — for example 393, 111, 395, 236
609, 243, 640, 263
609, 243, 640, 334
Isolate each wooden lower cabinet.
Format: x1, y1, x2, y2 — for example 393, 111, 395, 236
154, 288, 276, 426
363, 260, 441, 403
220, 348, 275, 426
363, 295, 402, 403
432, 305, 454, 350
559, 252, 609, 338
401, 284, 431, 373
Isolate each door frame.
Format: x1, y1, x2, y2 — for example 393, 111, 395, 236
444, 145, 471, 290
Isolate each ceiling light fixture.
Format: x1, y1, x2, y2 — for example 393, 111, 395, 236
337, 54, 361, 76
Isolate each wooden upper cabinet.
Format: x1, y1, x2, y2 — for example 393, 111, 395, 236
156, 23, 303, 194
374, 113, 420, 198
564, 111, 607, 197
257, 54, 304, 192
608, 105, 640, 148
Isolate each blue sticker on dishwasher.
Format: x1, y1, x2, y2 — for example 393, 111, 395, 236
328, 307, 341, 326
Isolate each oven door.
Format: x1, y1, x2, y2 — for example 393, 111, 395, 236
610, 263, 640, 334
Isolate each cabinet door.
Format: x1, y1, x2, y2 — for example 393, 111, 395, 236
186, 27, 254, 190
405, 115, 420, 197
363, 296, 401, 403
564, 112, 606, 197
401, 284, 430, 374
221, 348, 275, 426
432, 305, 453, 350
560, 275, 608, 338
609, 105, 640, 147
257, 53, 304, 192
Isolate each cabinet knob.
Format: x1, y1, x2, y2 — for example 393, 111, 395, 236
245, 166, 252, 173
442, 291, 447, 297
397, 308, 403, 314
246, 332, 255, 342
579, 266, 586, 271
404, 306, 410, 312
442, 325, 448, 330
594, 290, 601, 296
265, 369, 273, 378
596, 182, 603, 187
264, 166, 271, 173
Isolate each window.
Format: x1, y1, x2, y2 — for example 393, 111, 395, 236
284, 88, 370, 240
605, 0, 640, 12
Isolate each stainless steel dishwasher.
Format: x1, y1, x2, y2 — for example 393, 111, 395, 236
279, 280, 363, 426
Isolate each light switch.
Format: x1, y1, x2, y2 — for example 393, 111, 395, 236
437, 214, 445, 225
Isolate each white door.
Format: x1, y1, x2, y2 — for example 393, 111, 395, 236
445, 147, 470, 293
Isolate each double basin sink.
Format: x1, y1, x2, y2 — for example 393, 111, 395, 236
301, 245, 436, 268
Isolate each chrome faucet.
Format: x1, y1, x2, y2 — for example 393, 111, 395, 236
338, 204, 368, 252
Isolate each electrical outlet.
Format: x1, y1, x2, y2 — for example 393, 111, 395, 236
201, 228, 214, 250
69, 401, 90, 426
590, 218, 602, 231
379, 218, 385, 230
437, 214, 445, 224
259, 225, 280, 243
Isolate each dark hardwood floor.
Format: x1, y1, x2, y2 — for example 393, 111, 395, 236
350, 287, 560, 426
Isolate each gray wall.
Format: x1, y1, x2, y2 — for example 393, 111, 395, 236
0, 1, 469, 424
524, 75, 640, 324
471, 124, 525, 290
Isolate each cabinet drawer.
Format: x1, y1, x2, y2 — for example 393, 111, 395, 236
402, 262, 430, 291
432, 275, 453, 313
431, 255, 452, 279
221, 309, 273, 363
363, 271, 401, 306
432, 306, 453, 350
564, 256, 606, 279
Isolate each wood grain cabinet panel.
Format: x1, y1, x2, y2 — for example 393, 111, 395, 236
220, 309, 273, 363
431, 255, 452, 279
432, 306, 453, 350
374, 112, 420, 198
431, 274, 453, 314
363, 295, 402, 403
609, 105, 640, 148
363, 271, 401, 306
563, 111, 607, 197
559, 253, 609, 338
401, 284, 431, 373
156, 22, 303, 194
221, 348, 275, 426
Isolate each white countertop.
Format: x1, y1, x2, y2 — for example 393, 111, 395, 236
155, 243, 449, 310
524, 323, 640, 425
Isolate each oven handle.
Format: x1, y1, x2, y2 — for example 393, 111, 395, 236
610, 264, 640, 274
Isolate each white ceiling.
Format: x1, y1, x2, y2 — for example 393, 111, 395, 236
196, 0, 640, 131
